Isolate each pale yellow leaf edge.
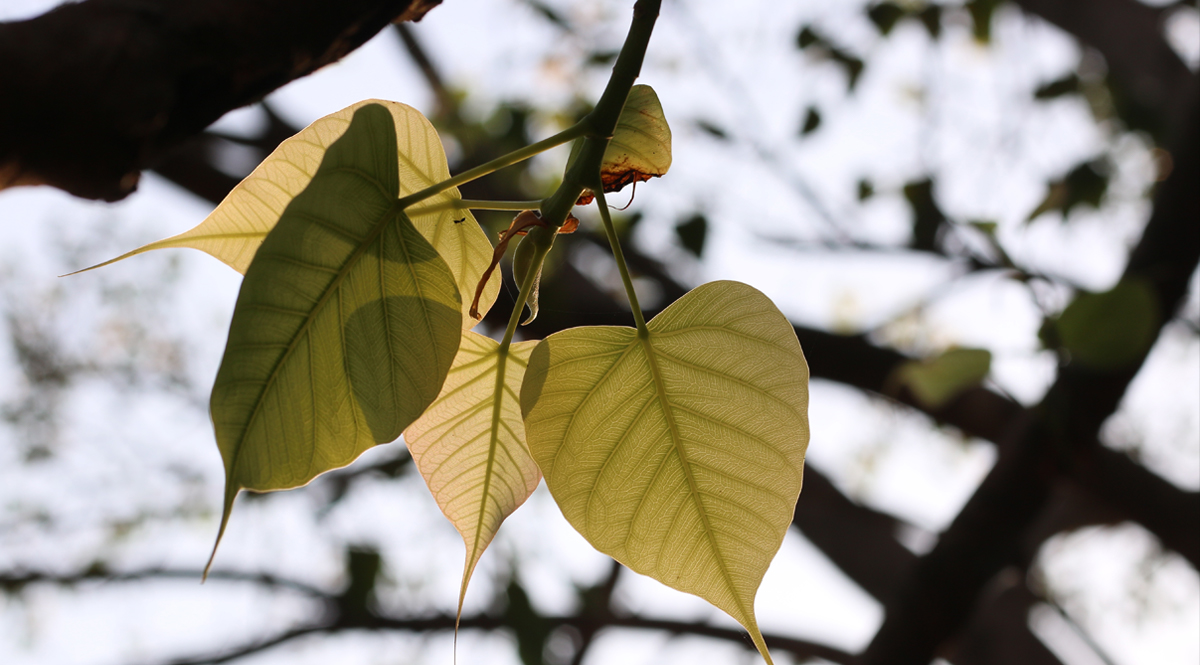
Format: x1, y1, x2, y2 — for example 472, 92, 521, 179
64, 100, 502, 323
403, 331, 541, 636
521, 280, 809, 665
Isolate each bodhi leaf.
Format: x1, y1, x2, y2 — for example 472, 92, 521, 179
892, 347, 992, 409
520, 280, 809, 665
79, 99, 500, 326
207, 104, 463, 571
576, 84, 672, 205
403, 331, 540, 623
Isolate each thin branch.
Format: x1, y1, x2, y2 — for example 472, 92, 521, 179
393, 23, 457, 117
1043, 598, 1121, 665
671, 2, 852, 243
159, 625, 329, 665
0, 568, 331, 599
147, 611, 855, 665
604, 616, 855, 664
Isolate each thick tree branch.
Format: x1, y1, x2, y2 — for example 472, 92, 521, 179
1012, 0, 1193, 132
791, 466, 916, 602
943, 571, 1064, 665
859, 75, 1200, 665
0, 0, 442, 201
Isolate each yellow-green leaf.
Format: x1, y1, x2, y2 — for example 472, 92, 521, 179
520, 280, 809, 665
403, 331, 540, 621
892, 347, 992, 409
208, 104, 463, 571
576, 84, 672, 204
80, 99, 499, 325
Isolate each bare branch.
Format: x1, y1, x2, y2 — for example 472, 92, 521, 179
141, 611, 855, 665
0, 568, 331, 599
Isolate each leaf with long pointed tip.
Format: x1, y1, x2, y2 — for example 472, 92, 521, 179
520, 280, 809, 665
403, 331, 540, 627
207, 105, 463, 574
576, 84, 672, 205
76, 99, 500, 326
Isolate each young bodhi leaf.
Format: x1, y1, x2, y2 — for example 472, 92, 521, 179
77, 100, 500, 325
521, 280, 809, 665
576, 84, 672, 205
208, 104, 463, 571
403, 331, 540, 624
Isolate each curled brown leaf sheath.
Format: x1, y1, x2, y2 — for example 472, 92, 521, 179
468, 210, 579, 320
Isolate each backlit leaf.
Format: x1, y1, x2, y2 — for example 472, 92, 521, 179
80, 100, 500, 325
404, 331, 540, 621
576, 84, 672, 204
208, 104, 463, 570
521, 280, 809, 665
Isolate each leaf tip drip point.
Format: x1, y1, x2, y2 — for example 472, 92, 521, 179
746, 619, 776, 665
453, 558, 473, 665
58, 252, 129, 278
204, 484, 238, 583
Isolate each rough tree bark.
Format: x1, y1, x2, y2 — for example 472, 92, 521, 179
0, 0, 441, 201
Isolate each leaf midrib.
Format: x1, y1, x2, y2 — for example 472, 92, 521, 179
469, 345, 510, 580
226, 166, 411, 489
637, 327, 753, 625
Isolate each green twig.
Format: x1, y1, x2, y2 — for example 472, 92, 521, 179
539, 0, 662, 228
594, 187, 648, 334
398, 122, 589, 208
414, 199, 544, 214
458, 199, 544, 212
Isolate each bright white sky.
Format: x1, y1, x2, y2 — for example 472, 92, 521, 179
0, 1, 1197, 664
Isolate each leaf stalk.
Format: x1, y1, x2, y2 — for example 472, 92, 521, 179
594, 187, 648, 334
398, 122, 590, 208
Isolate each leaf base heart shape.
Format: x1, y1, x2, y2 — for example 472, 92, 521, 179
521, 280, 809, 665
